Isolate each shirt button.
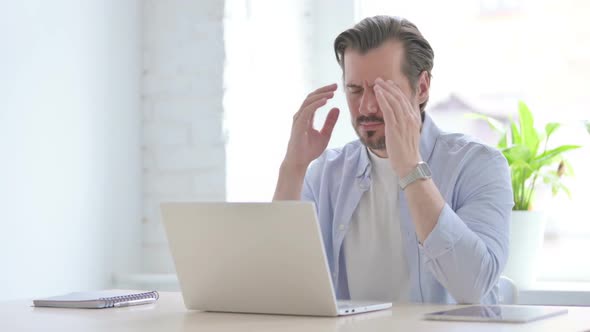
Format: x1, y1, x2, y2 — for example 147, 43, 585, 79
332, 272, 337, 278
339, 224, 346, 231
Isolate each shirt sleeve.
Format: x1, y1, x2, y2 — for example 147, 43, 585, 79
301, 175, 315, 202
419, 149, 513, 304
301, 155, 324, 203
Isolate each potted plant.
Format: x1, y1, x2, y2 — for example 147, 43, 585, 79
471, 101, 581, 289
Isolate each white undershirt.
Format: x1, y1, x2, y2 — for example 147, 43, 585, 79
343, 148, 410, 302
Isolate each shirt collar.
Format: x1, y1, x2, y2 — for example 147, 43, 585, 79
355, 112, 441, 178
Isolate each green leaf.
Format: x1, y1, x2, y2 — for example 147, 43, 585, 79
561, 184, 572, 199
510, 119, 522, 145
552, 184, 558, 196
465, 113, 506, 133
545, 122, 560, 140
500, 101, 584, 209
503, 145, 532, 164
508, 158, 534, 172
543, 176, 552, 185
518, 101, 540, 156
562, 159, 575, 176
498, 132, 508, 149
542, 171, 558, 184
551, 182, 572, 198
509, 159, 534, 193
532, 145, 581, 168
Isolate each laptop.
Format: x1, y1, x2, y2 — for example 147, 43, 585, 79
160, 201, 392, 316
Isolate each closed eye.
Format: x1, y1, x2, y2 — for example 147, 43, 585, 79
346, 85, 363, 95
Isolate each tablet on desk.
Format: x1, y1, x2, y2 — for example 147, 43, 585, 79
424, 305, 568, 323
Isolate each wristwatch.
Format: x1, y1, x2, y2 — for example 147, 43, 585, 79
399, 162, 432, 190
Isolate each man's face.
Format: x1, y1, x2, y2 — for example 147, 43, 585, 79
343, 40, 419, 153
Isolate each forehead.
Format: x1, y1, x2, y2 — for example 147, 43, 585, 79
343, 39, 405, 85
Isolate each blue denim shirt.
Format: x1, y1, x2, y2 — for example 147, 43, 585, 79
301, 114, 513, 304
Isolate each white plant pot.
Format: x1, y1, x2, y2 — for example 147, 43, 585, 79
502, 211, 547, 290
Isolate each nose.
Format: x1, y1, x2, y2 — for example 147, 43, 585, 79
359, 80, 378, 115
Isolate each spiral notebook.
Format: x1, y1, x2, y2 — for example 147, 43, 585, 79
33, 290, 159, 309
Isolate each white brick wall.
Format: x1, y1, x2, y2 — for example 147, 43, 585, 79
141, 0, 226, 274
138, 0, 352, 279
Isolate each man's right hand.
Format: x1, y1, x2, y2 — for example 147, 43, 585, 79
273, 83, 340, 200
282, 83, 340, 172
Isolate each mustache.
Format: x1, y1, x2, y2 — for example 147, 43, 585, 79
356, 115, 384, 125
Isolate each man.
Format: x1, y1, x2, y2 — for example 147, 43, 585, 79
273, 16, 513, 304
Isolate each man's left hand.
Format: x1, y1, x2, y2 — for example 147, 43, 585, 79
373, 77, 422, 178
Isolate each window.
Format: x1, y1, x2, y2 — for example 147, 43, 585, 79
224, 0, 590, 281
359, 0, 590, 282
224, 0, 311, 202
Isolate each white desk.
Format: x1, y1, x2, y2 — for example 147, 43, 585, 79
1, 292, 589, 332
115, 273, 590, 306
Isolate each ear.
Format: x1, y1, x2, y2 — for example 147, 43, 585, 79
416, 71, 430, 105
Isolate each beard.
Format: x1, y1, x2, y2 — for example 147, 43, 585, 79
359, 130, 386, 150
353, 115, 386, 150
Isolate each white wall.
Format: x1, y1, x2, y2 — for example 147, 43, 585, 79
141, 0, 226, 275
0, 0, 141, 300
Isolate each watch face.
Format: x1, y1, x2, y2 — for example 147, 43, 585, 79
400, 162, 432, 190
418, 162, 432, 177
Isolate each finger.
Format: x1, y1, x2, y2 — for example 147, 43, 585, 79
301, 90, 334, 109
311, 83, 338, 95
376, 84, 405, 122
294, 92, 331, 122
374, 86, 397, 126
296, 97, 328, 127
385, 80, 421, 122
374, 77, 396, 95
295, 84, 337, 117
375, 78, 419, 121
320, 107, 340, 137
